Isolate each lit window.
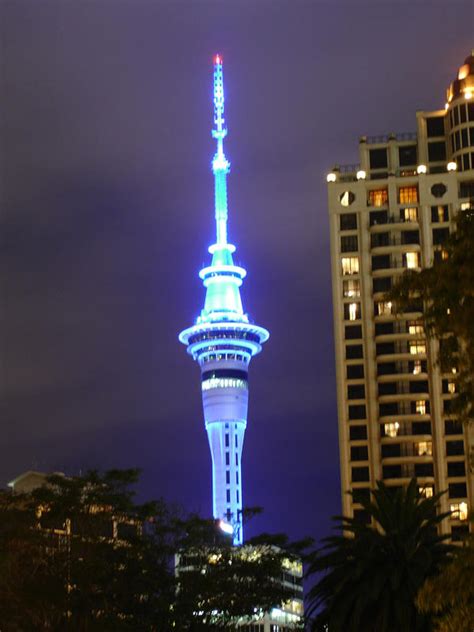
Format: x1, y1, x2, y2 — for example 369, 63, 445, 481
368, 189, 388, 207
416, 441, 432, 456
461, 202, 471, 210
403, 207, 418, 222
408, 322, 424, 335
405, 252, 420, 269
448, 381, 456, 394
399, 186, 419, 204
377, 301, 392, 316
343, 279, 360, 298
349, 303, 358, 321
384, 422, 400, 437
340, 191, 355, 207
341, 257, 359, 275
450, 501, 468, 521
419, 486, 434, 498
441, 249, 449, 261
202, 378, 248, 391
416, 400, 426, 415
413, 360, 422, 375
410, 341, 426, 355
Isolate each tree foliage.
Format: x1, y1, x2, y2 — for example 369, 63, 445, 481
0, 470, 306, 631
306, 480, 452, 632
416, 532, 474, 632
389, 205, 474, 423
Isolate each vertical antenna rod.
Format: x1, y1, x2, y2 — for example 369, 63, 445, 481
212, 55, 230, 247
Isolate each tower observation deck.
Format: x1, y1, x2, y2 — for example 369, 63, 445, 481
179, 56, 269, 545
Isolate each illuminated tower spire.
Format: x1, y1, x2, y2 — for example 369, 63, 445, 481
179, 56, 269, 545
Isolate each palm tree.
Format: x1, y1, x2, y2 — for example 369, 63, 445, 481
416, 532, 474, 632
306, 480, 452, 632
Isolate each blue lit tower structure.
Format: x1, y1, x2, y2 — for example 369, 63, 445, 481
179, 56, 268, 546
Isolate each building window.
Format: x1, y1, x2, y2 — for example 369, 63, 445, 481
344, 302, 361, 321
348, 404, 366, 420
450, 502, 468, 521
449, 483, 467, 499
445, 420, 463, 435
352, 488, 371, 504
431, 205, 449, 223
348, 384, 365, 399
368, 188, 388, 207
373, 277, 392, 293
350, 445, 368, 461
415, 400, 427, 415
415, 441, 432, 456
226, 470, 230, 484
343, 279, 360, 298
341, 235, 359, 253
384, 422, 400, 438
408, 321, 424, 335
402, 207, 418, 222
419, 485, 434, 498
340, 212, 357, 230
236, 471, 239, 484
428, 141, 446, 162
426, 116, 445, 137
339, 191, 355, 207
410, 341, 426, 355
448, 461, 466, 477
346, 344, 363, 360
236, 490, 239, 503
345, 325, 362, 339
399, 145, 417, 166
347, 364, 364, 379
405, 252, 420, 269
352, 466, 370, 482
350, 425, 367, 440
377, 301, 392, 316
341, 257, 359, 275
433, 228, 450, 245
369, 148, 388, 169
225, 452, 230, 466
226, 490, 230, 503
411, 359, 422, 374
369, 210, 388, 225
398, 186, 418, 204
372, 254, 391, 271
225, 434, 229, 448
446, 441, 464, 456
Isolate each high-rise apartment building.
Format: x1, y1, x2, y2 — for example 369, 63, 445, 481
327, 51, 474, 541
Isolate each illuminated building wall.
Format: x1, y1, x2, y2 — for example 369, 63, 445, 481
179, 56, 268, 546
326, 51, 474, 541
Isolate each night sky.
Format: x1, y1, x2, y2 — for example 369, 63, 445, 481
1, 1, 473, 545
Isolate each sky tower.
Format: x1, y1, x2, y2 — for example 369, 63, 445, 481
179, 56, 269, 545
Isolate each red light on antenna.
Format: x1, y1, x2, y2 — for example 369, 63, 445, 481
215, 54, 221, 64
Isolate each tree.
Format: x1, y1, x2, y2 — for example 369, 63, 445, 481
0, 470, 307, 630
0, 469, 178, 631
416, 532, 474, 632
306, 480, 452, 632
173, 518, 310, 630
389, 205, 474, 423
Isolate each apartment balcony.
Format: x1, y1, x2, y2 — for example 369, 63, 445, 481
379, 412, 431, 424
378, 392, 430, 404
377, 371, 429, 383
376, 351, 427, 363
369, 218, 419, 233
374, 310, 423, 322
370, 240, 421, 256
